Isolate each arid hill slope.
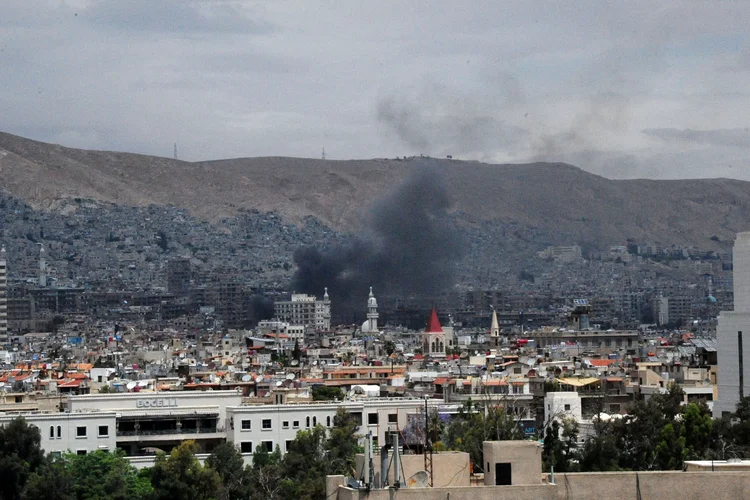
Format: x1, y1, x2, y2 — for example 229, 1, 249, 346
0, 131, 747, 248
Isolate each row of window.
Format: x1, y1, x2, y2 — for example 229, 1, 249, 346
239, 440, 293, 454
49, 425, 109, 439
239, 413, 397, 431
240, 416, 332, 431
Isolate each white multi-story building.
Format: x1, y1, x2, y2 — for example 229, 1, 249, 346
226, 397, 438, 455
68, 390, 242, 455
274, 290, 331, 330
0, 411, 117, 457
716, 232, 750, 417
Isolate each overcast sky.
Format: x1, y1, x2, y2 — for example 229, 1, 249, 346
2, 1, 750, 180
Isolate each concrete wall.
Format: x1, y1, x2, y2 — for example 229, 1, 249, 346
483, 440, 542, 486
355, 451, 470, 488
333, 484, 557, 500
328, 471, 750, 500
557, 471, 750, 500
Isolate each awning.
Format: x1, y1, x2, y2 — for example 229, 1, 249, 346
557, 377, 601, 387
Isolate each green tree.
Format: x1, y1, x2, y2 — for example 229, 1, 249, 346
382, 340, 396, 356
248, 445, 282, 500
0, 417, 45, 500
24, 456, 74, 500
654, 423, 685, 470
206, 443, 251, 500
681, 402, 712, 460
326, 409, 360, 476
292, 340, 301, 361
150, 441, 221, 500
311, 385, 344, 401
444, 398, 524, 471
278, 427, 329, 500
542, 417, 579, 473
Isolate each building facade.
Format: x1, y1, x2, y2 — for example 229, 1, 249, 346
274, 291, 331, 330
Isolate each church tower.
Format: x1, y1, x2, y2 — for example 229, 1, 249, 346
423, 307, 446, 356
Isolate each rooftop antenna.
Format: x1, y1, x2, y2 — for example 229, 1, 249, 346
322, 147, 326, 160
174, 143, 178, 160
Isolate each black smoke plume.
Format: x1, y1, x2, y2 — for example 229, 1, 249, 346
245, 294, 275, 327
292, 164, 462, 322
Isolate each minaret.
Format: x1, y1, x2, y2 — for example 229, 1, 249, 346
366, 287, 379, 333
39, 244, 47, 287
0, 247, 7, 340
490, 306, 500, 346
322, 287, 331, 330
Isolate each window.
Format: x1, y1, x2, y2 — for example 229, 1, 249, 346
368, 413, 378, 425
76, 426, 87, 438
513, 367, 522, 374
240, 442, 253, 453
293, 420, 300, 429
326, 416, 331, 427
57, 426, 61, 438
564, 404, 571, 411
98, 426, 109, 437
261, 441, 273, 452
282, 421, 289, 429
49, 426, 54, 438
306, 417, 310, 428
312, 416, 317, 426
388, 413, 398, 424
610, 403, 621, 413
241, 420, 252, 431
50, 451, 62, 459
285, 440, 292, 452
76, 450, 87, 456
262, 419, 272, 430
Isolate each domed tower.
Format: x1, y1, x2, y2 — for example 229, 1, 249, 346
362, 287, 379, 334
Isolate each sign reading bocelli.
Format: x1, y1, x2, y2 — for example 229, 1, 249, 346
136, 398, 178, 408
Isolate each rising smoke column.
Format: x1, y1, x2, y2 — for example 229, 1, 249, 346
292, 164, 462, 321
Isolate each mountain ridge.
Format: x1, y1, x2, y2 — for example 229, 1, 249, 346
0, 130, 748, 250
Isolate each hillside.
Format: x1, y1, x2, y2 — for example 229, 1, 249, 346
0, 131, 748, 249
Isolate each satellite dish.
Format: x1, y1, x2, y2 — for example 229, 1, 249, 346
241, 374, 251, 382
459, 352, 468, 359
126, 381, 137, 390
275, 381, 283, 387
345, 478, 361, 489
138, 380, 148, 387
407, 471, 429, 488
290, 359, 299, 366
286, 373, 295, 380
255, 375, 263, 383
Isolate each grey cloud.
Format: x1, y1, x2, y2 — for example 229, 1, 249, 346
85, 0, 273, 35
376, 79, 529, 158
643, 128, 750, 149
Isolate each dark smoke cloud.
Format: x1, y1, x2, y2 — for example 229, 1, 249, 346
292, 164, 462, 321
246, 294, 274, 327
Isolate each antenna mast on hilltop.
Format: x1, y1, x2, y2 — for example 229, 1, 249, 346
322, 147, 326, 160
174, 143, 178, 160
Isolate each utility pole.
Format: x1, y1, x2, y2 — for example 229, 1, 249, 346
423, 396, 434, 486
174, 143, 178, 160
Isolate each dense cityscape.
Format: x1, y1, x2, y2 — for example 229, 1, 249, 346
3, 2, 750, 499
